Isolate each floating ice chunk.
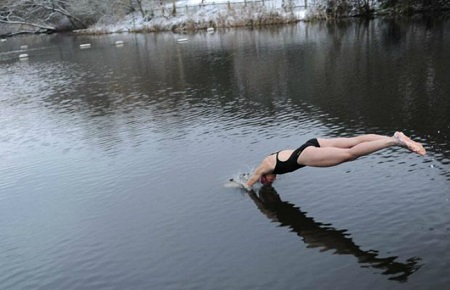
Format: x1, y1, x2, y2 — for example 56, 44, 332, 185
177, 38, 189, 43
80, 43, 91, 49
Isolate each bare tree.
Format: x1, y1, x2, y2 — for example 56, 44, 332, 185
0, 0, 112, 34
134, 0, 146, 18
1, 0, 57, 33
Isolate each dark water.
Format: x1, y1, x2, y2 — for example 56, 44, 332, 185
1, 17, 449, 289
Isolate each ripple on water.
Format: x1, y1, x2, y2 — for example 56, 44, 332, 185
1, 27, 450, 289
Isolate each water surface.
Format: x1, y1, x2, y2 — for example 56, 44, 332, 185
1, 16, 449, 289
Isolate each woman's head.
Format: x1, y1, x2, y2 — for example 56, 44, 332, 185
260, 173, 276, 185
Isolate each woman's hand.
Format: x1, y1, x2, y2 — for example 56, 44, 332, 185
241, 182, 252, 191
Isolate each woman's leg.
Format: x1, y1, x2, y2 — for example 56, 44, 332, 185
317, 134, 391, 149
299, 137, 400, 167
299, 132, 426, 167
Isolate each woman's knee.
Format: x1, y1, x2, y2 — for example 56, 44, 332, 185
347, 152, 359, 162
335, 150, 357, 163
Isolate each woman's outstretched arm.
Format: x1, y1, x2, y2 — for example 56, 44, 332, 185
245, 158, 273, 189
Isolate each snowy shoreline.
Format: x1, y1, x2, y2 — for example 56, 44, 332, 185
73, 0, 449, 35
74, 3, 311, 35
1, 0, 448, 37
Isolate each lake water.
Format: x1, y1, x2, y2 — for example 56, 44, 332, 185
1, 16, 449, 290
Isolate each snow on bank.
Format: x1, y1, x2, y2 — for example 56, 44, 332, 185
75, 1, 309, 35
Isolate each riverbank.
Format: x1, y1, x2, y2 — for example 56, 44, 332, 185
74, 4, 306, 35
73, 1, 450, 35
1, 0, 449, 37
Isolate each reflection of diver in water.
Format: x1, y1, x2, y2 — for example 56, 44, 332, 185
247, 185, 422, 282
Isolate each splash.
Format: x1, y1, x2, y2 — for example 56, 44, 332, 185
224, 172, 251, 189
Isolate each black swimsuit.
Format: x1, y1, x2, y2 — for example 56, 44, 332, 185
272, 138, 320, 174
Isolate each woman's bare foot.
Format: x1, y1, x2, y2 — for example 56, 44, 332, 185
394, 132, 426, 156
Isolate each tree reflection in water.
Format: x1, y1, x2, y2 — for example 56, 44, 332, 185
247, 185, 422, 282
